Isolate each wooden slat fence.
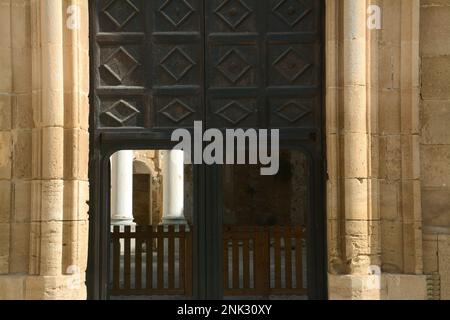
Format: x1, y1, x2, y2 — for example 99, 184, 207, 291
110, 225, 192, 296
110, 225, 305, 297
223, 226, 306, 296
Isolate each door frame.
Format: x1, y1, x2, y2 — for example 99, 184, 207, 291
87, 131, 211, 299
204, 139, 327, 300
86, 136, 327, 300
87, 0, 327, 300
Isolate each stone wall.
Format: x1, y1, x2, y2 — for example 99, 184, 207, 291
326, 0, 450, 300
326, 0, 428, 299
0, 0, 89, 299
420, 0, 450, 300
376, 0, 422, 276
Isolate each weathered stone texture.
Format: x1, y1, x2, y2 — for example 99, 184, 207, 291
328, 273, 427, 300
438, 235, 450, 299
326, 0, 440, 298
420, 0, 450, 300
0, 0, 89, 299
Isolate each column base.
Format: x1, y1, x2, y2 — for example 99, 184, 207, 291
111, 218, 136, 226
161, 217, 187, 225
328, 273, 428, 300
0, 274, 87, 300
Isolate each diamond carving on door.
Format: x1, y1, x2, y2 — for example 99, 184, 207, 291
215, 101, 253, 125
103, 0, 140, 30
101, 46, 140, 85
160, 47, 196, 82
215, 0, 252, 30
159, 0, 195, 27
273, 0, 312, 28
159, 99, 196, 123
273, 47, 311, 83
275, 101, 311, 123
101, 99, 140, 126
216, 49, 252, 84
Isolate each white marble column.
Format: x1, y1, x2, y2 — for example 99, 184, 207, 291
161, 150, 186, 225
111, 150, 135, 225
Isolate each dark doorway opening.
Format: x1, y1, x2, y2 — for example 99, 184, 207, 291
220, 150, 310, 299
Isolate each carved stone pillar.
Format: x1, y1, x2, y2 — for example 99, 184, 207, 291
326, 0, 426, 300
0, 0, 90, 299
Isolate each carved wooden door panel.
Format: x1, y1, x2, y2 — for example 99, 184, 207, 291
205, 0, 322, 132
93, 0, 205, 130
149, 0, 205, 129
92, 0, 322, 133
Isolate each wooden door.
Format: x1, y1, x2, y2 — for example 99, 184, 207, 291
88, 0, 325, 300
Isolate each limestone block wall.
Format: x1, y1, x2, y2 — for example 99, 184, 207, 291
326, 0, 428, 299
326, 0, 450, 300
420, 0, 450, 300
376, 0, 422, 276
0, 0, 33, 280
0, 0, 89, 299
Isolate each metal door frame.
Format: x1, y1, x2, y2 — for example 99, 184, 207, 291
87, 0, 327, 300
87, 131, 210, 299
205, 138, 327, 300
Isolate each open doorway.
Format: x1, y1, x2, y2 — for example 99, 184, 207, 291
108, 150, 194, 300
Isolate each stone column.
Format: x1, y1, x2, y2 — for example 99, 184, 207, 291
111, 150, 135, 225
327, 0, 427, 300
5, 0, 91, 299
399, 0, 422, 275
161, 150, 186, 225
339, 0, 371, 275
327, 0, 380, 299
30, 0, 66, 277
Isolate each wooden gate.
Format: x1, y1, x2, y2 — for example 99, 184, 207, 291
110, 225, 192, 296
223, 226, 306, 297
110, 225, 305, 297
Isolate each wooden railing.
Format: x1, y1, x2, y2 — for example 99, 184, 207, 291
110, 225, 192, 296
223, 226, 306, 296
110, 225, 306, 297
